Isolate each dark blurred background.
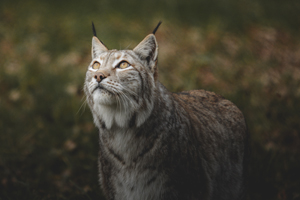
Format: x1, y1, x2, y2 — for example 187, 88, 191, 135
1, 0, 300, 199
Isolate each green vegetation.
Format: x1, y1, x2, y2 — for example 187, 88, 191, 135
1, 0, 300, 199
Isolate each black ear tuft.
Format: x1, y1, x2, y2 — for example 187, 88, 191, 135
92, 22, 97, 37
152, 21, 162, 35
92, 22, 106, 46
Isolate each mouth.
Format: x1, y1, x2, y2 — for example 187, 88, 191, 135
92, 85, 101, 94
92, 84, 114, 95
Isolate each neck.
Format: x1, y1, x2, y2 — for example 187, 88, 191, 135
97, 82, 175, 164
92, 83, 172, 130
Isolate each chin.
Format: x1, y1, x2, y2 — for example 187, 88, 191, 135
92, 89, 116, 106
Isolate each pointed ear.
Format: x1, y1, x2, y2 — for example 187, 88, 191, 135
133, 34, 158, 64
92, 36, 108, 59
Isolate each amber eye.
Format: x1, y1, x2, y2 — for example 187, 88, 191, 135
118, 61, 130, 69
92, 62, 100, 69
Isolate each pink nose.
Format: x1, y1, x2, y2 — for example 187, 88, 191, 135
94, 72, 106, 82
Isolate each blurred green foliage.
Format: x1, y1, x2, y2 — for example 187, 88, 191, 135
0, 0, 300, 199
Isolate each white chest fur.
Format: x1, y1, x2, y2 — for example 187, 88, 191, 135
112, 167, 164, 200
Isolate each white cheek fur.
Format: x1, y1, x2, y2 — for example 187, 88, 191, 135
116, 65, 134, 72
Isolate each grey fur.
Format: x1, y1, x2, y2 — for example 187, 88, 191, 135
83, 32, 248, 200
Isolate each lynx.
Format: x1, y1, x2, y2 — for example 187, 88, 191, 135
83, 22, 248, 200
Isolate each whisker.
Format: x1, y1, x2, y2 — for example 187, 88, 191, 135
117, 90, 128, 111
116, 94, 122, 113
115, 74, 139, 98
125, 43, 132, 50
77, 95, 88, 116
119, 90, 137, 110
120, 85, 139, 97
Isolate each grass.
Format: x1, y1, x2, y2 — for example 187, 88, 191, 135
0, 0, 300, 199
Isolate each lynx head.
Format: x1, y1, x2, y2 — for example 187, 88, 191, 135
84, 22, 161, 129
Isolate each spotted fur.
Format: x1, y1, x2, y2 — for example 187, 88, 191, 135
83, 32, 248, 200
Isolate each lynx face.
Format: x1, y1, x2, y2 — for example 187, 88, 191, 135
84, 35, 158, 129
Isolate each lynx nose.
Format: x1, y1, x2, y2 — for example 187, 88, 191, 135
94, 72, 106, 82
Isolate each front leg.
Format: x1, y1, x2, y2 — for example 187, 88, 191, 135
98, 148, 115, 200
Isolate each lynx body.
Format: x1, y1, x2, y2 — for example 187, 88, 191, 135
84, 25, 247, 200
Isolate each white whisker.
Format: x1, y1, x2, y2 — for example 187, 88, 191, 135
77, 97, 88, 116
125, 43, 132, 49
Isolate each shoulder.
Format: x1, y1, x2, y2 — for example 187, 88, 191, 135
173, 89, 225, 105
173, 89, 245, 122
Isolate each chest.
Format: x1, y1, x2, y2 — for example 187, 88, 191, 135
112, 167, 165, 200
100, 129, 170, 200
